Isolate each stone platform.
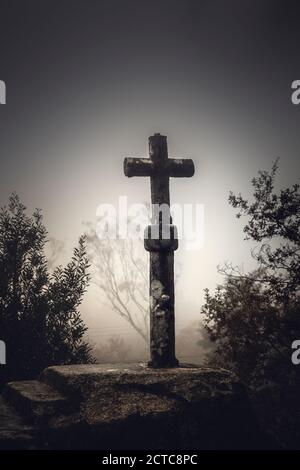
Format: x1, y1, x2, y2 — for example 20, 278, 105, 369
0, 363, 264, 449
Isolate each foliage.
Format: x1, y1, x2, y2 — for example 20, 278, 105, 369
0, 193, 93, 382
201, 164, 300, 447
228, 160, 300, 301
202, 275, 299, 386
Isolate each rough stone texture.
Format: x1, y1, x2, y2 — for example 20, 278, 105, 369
124, 134, 195, 367
0, 397, 35, 449
0, 363, 265, 449
3, 380, 70, 424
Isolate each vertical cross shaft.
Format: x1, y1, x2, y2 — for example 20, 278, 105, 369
124, 134, 195, 368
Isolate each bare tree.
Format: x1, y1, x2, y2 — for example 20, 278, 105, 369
86, 226, 150, 343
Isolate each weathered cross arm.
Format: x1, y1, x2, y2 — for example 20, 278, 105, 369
124, 157, 194, 178
124, 158, 153, 177
165, 158, 195, 177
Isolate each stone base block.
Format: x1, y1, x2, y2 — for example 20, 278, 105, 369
1, 363, 265, 449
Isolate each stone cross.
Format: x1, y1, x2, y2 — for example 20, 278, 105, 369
124, 134, 195, 367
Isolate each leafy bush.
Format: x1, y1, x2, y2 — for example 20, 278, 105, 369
0, 193, 93, 382
201, 163, 300, 448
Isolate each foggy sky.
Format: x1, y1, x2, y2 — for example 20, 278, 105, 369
0, 0, 300, 340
